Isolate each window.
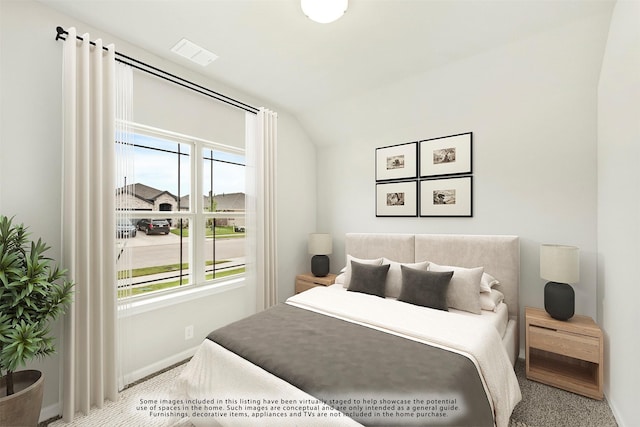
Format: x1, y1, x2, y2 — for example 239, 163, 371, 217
116, 125, 245, 299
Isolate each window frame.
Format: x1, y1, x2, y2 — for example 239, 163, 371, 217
116, 123, 246, 303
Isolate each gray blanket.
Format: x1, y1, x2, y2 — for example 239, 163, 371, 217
207, 303, 493, 426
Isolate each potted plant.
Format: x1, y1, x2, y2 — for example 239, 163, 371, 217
0, 215, 74, 427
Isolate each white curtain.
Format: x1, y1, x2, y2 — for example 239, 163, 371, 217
114, 65, 135, 391
61, 28, 122, 421
246, 108, 278, 311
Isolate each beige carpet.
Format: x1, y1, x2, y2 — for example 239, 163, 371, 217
43, 359, 617, 427
46, 363, 191, 427
510, 359, 617, 427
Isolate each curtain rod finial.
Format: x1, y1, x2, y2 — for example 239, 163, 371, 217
56, 26, 67, 40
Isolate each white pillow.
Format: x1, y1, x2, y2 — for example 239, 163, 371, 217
428, 263, 483, 314
382, 258, 429, 299
334, 272, 345, 285
480, 289, 504, 312
343, 255, 384, 287
480, 273, 500, 293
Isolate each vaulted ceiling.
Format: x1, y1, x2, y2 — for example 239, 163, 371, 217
40, 0, 613, 134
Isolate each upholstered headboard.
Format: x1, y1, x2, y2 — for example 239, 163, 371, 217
344, 233, 520, 322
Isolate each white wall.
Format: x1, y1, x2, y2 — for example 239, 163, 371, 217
276, 115, 318, 297
0, 0, 317, 419
132, 70, 246, 148
597, 1, 640, 426
0, 0, 66, 413
309, 10, 613, 348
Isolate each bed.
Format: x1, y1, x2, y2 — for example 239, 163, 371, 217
169, 233, 522, 427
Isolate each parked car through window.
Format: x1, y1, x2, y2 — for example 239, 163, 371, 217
116, 219, 137, 238
137, 219, 170, 235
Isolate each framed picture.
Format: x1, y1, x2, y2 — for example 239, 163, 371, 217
420, 132, 472, 178
376, 181, 418, 217
420, 176, 472, 217
375, 142, 418, 181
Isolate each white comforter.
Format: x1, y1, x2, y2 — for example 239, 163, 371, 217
288, 286, 521, 427
170, 286, 521, 427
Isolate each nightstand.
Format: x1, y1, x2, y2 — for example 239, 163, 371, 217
295, 272, 337, 294
525, 306, 603, 400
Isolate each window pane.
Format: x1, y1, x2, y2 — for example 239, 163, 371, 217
116, 132, 192, 298
203, 218, 245, 281
202, 149, 245, 213
202, 149, 246, 280
116, 134, 191, 212
117, 218, 190, 298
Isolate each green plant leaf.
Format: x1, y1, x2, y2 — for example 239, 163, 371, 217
0, 215, 74, 376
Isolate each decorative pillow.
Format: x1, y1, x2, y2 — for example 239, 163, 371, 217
382, 258, 430, 299
398, 266, 453, 311
480, 273, 500, 293
342, 255, 384, 287
480, 289, 505, 312
428, 263, 483, 314
346, 261, 390, 298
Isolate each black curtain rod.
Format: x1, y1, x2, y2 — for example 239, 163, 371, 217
55, 26, 259, 115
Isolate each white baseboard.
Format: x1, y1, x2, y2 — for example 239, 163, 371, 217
39, 402, 62, 423
38, 345, 200, 423
123, 345, 200, 386
606, 396, 625, 427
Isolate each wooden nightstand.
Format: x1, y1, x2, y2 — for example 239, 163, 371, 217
525, 306, 603, 400
295, 272, 337, 294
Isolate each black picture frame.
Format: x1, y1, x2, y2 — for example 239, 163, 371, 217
376, 181, 418, 217
375, 141, 418, 181
419, 176, 473, 217
419, 132, 472, 178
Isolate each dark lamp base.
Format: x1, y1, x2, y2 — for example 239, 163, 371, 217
544, 281, 575, 321
311, 255, 330, 277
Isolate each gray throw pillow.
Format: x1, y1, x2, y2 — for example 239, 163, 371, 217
347, 260, 390, 298
398, 266, 453, 311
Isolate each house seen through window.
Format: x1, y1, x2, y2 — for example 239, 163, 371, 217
116, 126, 245, 299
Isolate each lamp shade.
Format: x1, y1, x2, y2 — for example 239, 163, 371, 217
308, 233, 332, 255
301, 0, 348, 24
540, 244, 579, 284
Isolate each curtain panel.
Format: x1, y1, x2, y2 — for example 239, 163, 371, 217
61, 27, 122, 421
246, 108, 278, 311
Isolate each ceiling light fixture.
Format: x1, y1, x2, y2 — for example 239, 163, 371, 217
301, 0, 348, 24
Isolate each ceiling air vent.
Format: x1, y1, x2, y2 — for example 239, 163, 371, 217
170, 38, 218, 67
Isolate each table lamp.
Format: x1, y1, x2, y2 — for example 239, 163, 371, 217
540, 244, 579, 321
308, 233, 332, 277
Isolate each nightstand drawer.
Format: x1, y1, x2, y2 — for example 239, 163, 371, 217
295, 273, 337, 294
295, 279, 318, 294
529, 325, 599, 363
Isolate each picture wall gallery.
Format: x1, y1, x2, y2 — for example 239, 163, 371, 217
375, 132, 473, 217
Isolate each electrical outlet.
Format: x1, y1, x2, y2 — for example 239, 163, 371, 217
184, 325, 194, 340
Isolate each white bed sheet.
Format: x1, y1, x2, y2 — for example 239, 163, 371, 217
327, 283, 509, 338
287, 286, 521, 427
169, 286, 520, 427
450, 302, 509, 337
169, 340, 363, 427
